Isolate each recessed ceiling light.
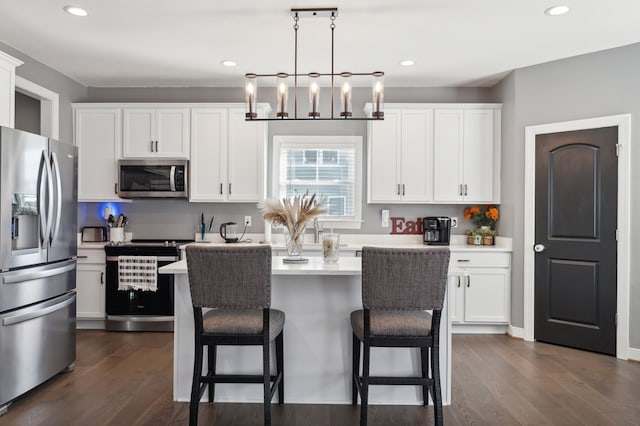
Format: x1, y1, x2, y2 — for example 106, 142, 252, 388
544, 5, 570, 16
221, 60, 237, 67
63, 5, 88, 17
400, 60, 415, 67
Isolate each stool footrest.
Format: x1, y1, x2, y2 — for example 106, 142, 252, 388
361, 376, 433, 386
202, 374, 277, 384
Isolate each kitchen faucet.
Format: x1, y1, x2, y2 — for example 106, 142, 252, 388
313, 218, 324, 243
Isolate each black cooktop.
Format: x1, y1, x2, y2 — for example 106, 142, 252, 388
105, 239, 194, 257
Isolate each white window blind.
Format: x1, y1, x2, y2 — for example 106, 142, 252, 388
273, 136, 363, 228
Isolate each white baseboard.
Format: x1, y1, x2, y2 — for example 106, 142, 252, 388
628, 348, 640, 362
508, 325, 524, 339
452, 324, 508, 334
76, 319, 106, 330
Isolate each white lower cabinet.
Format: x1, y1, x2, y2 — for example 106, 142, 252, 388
448, 251, 510, 331
76, 248, 106, 327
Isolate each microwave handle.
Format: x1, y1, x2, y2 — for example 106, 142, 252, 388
170, 166, 176, 192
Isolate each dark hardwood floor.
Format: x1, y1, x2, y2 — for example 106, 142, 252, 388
2, 331, 639, 425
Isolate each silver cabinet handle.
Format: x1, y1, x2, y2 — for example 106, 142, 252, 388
220, 183, 223, 195
402, 184, 405, 196
150, 141, 154, 152
457, 276, 461, 287
155, 141, 159, 152
228, 183, 232, 195
467, 275, 471, 288
464, 184, 468, 196
100, 272, 104, 285
534, 244, 546, 253
457, 259, 470, 263
459, 184, 463, 196
76, 255, 88, 259
397, 184, 400, 195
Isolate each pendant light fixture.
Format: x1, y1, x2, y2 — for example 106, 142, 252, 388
245, 8, 384, 121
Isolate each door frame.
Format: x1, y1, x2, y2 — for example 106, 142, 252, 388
15, 75, 59, 140
523, 114, 630, 359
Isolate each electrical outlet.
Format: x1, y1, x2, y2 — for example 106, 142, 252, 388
244, 216, 252, 227
450, 217, 458, 228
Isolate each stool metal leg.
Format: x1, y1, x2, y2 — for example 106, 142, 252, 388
276, 331, 284, 404
190, 308, 204, 426
352, 333, 360, 405
431, 345, 443, 426
207, 344, 217, 403
262, 310, 271, 426
360, 341, 370, 426
420, 346, 429, 406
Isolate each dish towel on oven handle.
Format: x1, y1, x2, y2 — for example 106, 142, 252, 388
118, 255, 158, 291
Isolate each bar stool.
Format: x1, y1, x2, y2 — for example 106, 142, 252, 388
351, 246, 450, 426
186, 245, 284, 426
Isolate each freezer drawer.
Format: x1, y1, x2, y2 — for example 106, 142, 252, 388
0, 292, 76, 408
0, 259, 75, 312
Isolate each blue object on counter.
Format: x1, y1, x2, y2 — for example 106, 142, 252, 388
200, 213, 206, 240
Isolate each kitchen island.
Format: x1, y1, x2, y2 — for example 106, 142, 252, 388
159, 254, 452, 406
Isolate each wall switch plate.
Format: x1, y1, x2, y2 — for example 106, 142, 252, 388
245, 216, 252, 227
451, 217, 458, 228
381, 209, 390, 227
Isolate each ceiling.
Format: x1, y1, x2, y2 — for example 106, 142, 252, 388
1, 0, 639, 88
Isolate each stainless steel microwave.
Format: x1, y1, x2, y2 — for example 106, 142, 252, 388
118, 159, 188, 198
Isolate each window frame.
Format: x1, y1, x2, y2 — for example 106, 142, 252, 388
272, 135, 363, 229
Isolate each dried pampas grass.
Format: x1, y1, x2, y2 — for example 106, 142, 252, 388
258, 192, 326, 242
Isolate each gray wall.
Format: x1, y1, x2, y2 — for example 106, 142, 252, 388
490, 42, 640, 348
0, 41, 88, 142
80, 86, 495, 238
14, 91, 40, 134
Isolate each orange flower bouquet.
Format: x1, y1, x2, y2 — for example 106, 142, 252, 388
464, 205, 499, 228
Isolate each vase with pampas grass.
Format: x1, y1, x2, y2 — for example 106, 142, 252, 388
258, 192, 326, 262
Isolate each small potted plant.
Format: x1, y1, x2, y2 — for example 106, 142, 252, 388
464, 205, 499, 245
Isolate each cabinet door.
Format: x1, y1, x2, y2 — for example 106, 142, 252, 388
190, 108, 227, 202
156, 108, 190, 158
0, 52, 19, 128
462, 110, 494, 202
122, 108, 155, 157
75, 108, 122, 201
227, 108, 266, 202
400, 109, 434, 202
368, 108, 401, 202
433, 110, 463, 201
76, 265, 105, 319
463, 268, 510, 323
448, 273, 464, 323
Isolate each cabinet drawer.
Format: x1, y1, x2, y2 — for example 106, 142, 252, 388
77, 249, 106, 264
450, 252, 510, 268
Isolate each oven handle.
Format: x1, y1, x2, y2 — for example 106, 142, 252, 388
107, 256, 178, 262
2, 292, 75, 326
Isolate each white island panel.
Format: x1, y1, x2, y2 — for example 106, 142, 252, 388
161, 256, 451, 405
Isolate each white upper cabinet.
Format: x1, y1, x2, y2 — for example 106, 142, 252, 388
433, 107, 501, 203
189, 105, 269, 203
122, 107, 190, 158
367, 106, 434, 203
0, 50, 23, 128
74, 107, 123, 201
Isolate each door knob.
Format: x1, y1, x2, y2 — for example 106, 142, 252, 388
534, 244, 546, 253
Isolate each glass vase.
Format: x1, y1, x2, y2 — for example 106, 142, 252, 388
284, 227, 305, 260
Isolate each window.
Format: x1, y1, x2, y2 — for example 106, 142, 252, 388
272, 136, 363, 229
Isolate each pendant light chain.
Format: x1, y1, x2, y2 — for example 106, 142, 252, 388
294, 13, 299, 119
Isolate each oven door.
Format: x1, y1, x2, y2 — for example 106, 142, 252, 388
105, 256, 175, 324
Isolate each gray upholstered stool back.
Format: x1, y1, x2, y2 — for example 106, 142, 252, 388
361, 246, 450, 310
186, 245, 272, 309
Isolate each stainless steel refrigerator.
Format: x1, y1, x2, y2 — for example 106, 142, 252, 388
0, 127, 77, 414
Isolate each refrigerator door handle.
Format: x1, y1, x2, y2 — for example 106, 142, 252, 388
1, 292, 75, 326
49, 151, 63, 245
2, 260, 76, 285
37, 150, 54, 245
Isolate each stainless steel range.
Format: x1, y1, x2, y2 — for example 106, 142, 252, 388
104, 239, 192, 332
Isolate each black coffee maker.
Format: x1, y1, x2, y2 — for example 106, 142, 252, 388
423, 217, 451, 245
